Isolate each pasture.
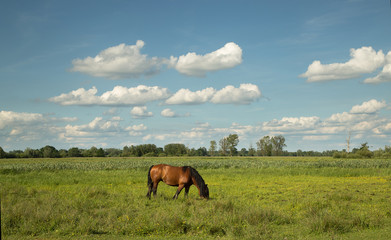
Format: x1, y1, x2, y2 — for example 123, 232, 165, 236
1, 157, 391, 239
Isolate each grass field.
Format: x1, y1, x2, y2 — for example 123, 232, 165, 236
1, 157, 391, 239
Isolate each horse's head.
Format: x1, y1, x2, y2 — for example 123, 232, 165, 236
201, 184, 209, 199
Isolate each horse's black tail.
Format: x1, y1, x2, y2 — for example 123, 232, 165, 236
147, 165, 154, 187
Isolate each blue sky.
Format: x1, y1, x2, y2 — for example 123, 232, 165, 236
1, 0, 391, 152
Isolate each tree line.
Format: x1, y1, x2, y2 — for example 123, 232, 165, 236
0, 134, 284, 158
1, 134, 390, 159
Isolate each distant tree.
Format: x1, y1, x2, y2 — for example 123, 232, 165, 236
0, 146, 6, 158
96, 148, 105, 157
257, 136, 272, 156
209, 140, 217, 156
188, 147, 208, 156
138, 144, 158, 156
40, 145, 60, 158
68, 147, 82, 157
271, 135, 286, 156
297, 149, 303, 156
105, 148, 122, 157
239, 148, 248, 156
373, 145, 391, 158
23, 148, 42, 158
89, 146, 98, 157
248, 144, 256, 156
219, 137, 229, 156
226, 134, 239, 156
257, 135, 286, 156
355, 142, 373, 158
58, 149, 68, 158
7, 150, 23, 158
122, 146, 132, 157
164, 143, 188, 156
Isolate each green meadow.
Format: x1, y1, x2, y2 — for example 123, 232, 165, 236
1, 157, 391, 239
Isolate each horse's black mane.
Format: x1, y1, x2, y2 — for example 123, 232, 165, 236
183, 166, 208, 197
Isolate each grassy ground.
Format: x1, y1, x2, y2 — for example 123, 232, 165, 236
1, 157, 391, 239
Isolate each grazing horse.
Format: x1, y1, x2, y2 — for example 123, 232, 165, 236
146, 164, 209, 199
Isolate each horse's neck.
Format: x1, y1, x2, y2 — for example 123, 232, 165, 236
192, 177, 201, 194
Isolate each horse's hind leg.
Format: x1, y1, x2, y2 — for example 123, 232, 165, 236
173, 184, 185, 199
146, 182, 153, 199
152, 182, 159, 197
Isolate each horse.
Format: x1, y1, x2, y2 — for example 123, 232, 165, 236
146, 164, 209, 200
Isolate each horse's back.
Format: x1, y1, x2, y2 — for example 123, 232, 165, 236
150, 164, 191, 186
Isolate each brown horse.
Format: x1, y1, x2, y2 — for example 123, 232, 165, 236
146, 164, 209, 199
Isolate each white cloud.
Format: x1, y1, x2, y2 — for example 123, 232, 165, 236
262, 116, 321, 132
161, 108, 176, 118
165, 84, 261, 105
64, 117, 121, 137
71, 40, 164, 79
327, 112, 359, 123
0, 110, 46, 129
130, 106, 153, 119
210, 83, 262, 105
70, 41, 243, 79
260, 99, 390, 146
49, 85, 170, 106
50, 84, 261, 107
350, 99, 386, 114
165, 88, 215, 105
61, 116, 148, 145
301, 46, 385, 82
326, 99, 387, 123
0, 110, 76, 147
302, 135, 331, 141
364, 51, 391, 84
170, 42, 243, 77
126, 124, 147, 136
126, 123, 147, 131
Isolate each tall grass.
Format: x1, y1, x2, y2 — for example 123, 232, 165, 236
1, 157, 391, 239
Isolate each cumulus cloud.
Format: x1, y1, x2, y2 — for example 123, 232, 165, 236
64, 117, 121, 137
0, 110, 76, 130
301, 46, 385, 82
211, 83, 262, 104
165, 88, 215, 105
262, 116, 321, 132
161, 108, 176, 118
364, 52, 391, 84
71, 40, 243, 79
0, 110, 76, 146
302, 135, 331, 141
49, 85, 170, 106
142, 122, 258, 146
170, 42, 243, 77
130, 106, 153, 119
61, 117, 148, 143
260, 99, 389, 144
165, 84, 261, 105
125, 124, 147, 136
0, 111, 46, 129
71, 40, 164, 79
350, 99, 386, 114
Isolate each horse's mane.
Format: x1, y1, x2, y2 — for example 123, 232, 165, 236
185, 166, 208, 197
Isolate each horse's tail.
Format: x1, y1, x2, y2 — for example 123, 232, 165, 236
147, 165, 154, 187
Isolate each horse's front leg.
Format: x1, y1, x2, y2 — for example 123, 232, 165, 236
184, 186, 190, 198
173, 184, 185, 199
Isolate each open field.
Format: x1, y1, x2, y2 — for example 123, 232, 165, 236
1, 157, 391, 239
